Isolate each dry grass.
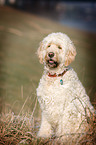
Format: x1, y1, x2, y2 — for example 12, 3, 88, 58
0, 102, 96, 145
0, 95, 39, 145
0, 113, 37, 144
0, 115, 96, 145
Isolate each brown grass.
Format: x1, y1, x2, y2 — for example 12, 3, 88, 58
0, 102, 96, 145
0, 112, 38, 145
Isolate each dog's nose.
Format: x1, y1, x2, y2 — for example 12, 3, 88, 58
48, 52, 54, 58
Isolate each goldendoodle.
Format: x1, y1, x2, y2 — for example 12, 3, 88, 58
36, 32, 95, 143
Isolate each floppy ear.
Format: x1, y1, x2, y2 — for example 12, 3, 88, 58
65, 42, 76, 66
37, 42, 44, 64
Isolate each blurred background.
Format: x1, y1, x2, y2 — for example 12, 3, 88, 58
1, 0, 96, 32
0, 0, 96, 116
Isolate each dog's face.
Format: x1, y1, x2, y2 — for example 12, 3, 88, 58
37, 33, 76, 73
45, 43, 63, 69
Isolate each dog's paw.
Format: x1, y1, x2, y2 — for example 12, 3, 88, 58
37, 129, 52, 138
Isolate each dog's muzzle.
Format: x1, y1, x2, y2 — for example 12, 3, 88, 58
46, 52, 58, 68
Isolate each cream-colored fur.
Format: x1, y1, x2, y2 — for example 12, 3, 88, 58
36, 32, 95, 142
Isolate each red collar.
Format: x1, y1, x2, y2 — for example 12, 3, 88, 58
48, 69, 68, 77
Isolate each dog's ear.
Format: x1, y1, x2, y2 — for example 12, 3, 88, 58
37, 42, 44, 64
65, 42, 76, 66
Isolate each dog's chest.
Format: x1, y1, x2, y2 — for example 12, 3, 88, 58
37, 76, 64, 95
37, 75, 70, 107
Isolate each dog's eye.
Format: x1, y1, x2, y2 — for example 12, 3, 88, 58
58, 46, 62, 49
48, 45, 51, 47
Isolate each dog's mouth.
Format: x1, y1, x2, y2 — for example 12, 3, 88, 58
47, 59, 59, 68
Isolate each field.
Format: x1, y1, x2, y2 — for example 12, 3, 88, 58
0, 6, 96, 144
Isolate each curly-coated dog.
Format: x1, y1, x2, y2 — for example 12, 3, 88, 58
36, 32, 95, 142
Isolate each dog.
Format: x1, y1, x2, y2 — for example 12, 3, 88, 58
36, 32, 95, 143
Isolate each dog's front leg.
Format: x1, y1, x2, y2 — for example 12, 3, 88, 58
37, 113, 53, 138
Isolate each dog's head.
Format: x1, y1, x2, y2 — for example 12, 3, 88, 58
37, 32, 76, 73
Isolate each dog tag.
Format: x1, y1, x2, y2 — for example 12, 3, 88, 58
60, 79, 63, 85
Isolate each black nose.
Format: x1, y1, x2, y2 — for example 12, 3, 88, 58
48, 52, 54, 58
